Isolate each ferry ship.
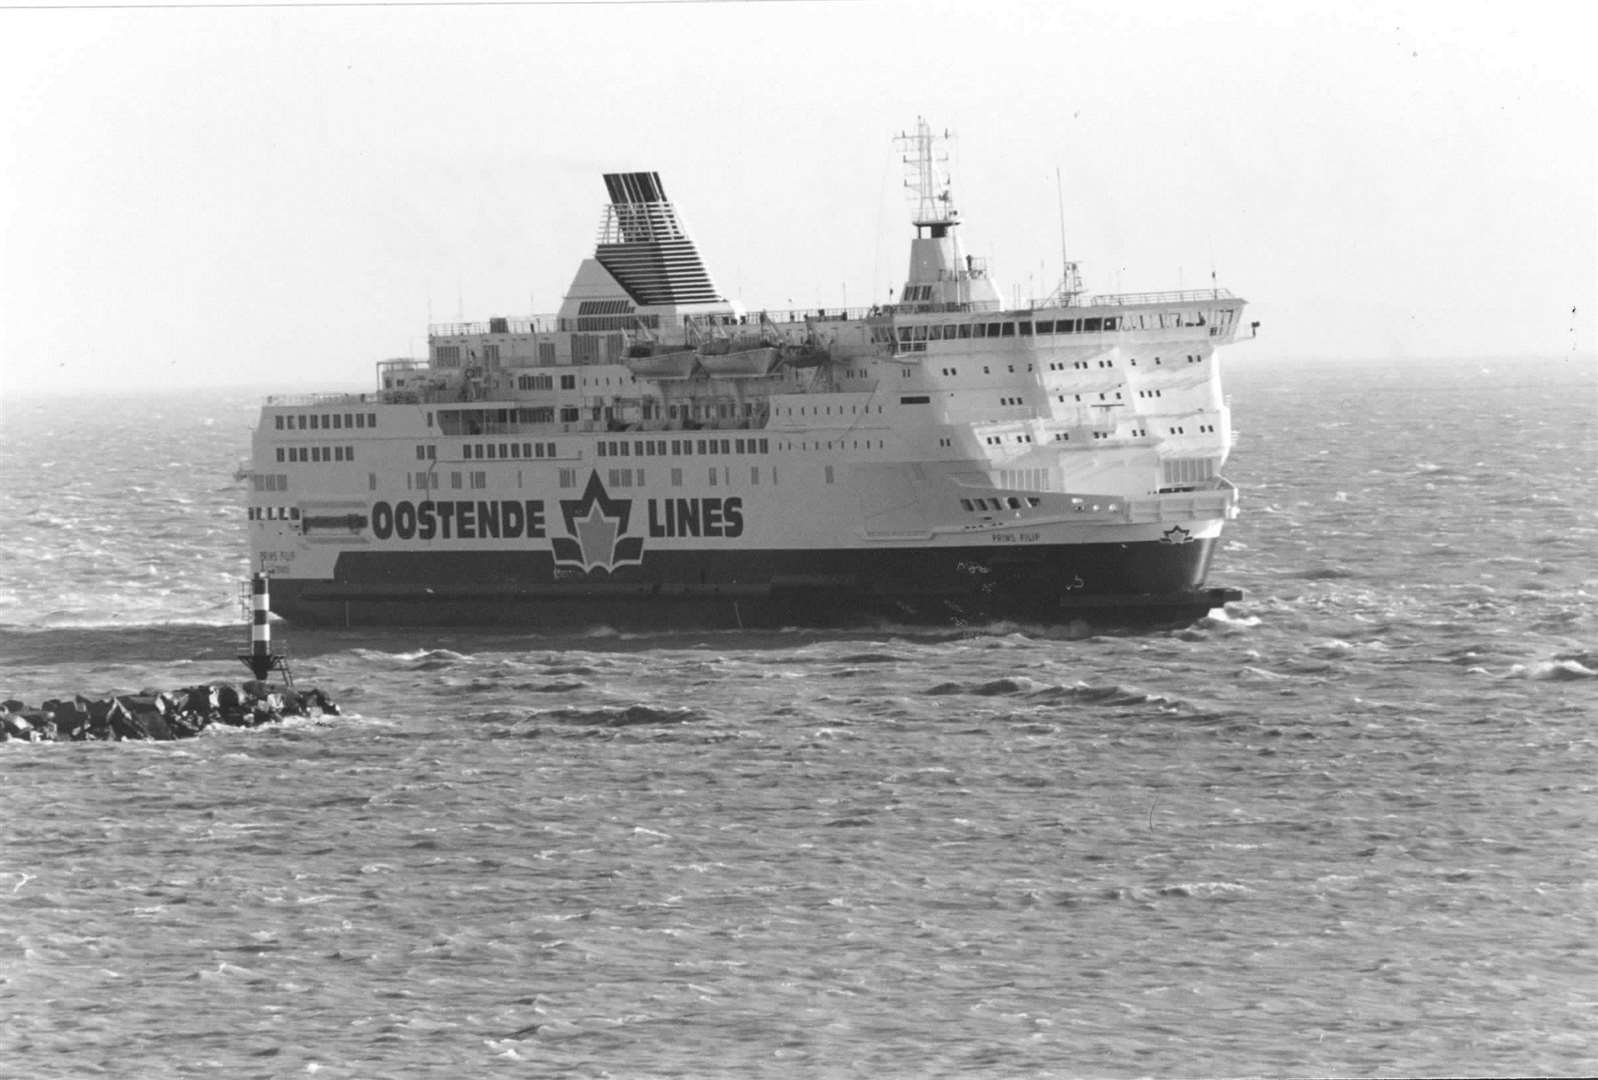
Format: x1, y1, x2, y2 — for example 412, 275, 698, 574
247, 121, 1253, 628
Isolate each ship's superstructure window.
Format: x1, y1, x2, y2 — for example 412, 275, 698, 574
461, 441, 558, 459
519, 374, 555, 391
280, 445, 354, 463
434, 344, 462, 366
251, 473, 288, 492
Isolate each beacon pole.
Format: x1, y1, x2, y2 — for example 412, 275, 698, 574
239, 571, 287, 684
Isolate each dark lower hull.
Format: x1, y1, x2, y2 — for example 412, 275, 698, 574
268, 539, 1238, 629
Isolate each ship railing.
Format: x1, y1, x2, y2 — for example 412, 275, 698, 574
429, 316, 554, 337
1120, 481, 1238, 524
265, 391, 375, 406
1086, 289, 1236, 307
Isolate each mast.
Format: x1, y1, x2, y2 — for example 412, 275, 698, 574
893, 118, 1000, 310
899, 116, 956, 238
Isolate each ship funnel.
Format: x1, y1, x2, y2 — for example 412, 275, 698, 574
595, 171, 724, 306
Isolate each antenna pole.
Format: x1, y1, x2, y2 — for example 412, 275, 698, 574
1056, 167, 1069, 293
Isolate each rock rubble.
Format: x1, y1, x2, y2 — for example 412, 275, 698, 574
0, 683, 339, 742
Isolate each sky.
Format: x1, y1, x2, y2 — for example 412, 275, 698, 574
1, 0, 1593, 396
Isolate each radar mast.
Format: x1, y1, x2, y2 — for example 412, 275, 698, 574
892, 118, 1000, 310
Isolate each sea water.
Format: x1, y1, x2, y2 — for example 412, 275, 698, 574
1, 354, 1594, 1078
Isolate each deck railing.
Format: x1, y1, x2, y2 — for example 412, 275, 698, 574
1087, 289, 1236, 307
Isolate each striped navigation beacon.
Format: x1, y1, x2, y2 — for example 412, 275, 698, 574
239, 572, 292, 684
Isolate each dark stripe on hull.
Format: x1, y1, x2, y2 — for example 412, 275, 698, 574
268, 540, 1238, 629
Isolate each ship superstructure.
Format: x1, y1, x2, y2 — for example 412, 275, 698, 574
247, 120, 1252, 627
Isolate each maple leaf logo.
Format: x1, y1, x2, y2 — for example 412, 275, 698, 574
1160, 524, 1193, 545
551, 472, 645, 574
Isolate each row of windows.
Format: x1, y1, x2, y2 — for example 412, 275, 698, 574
775, 404, 885, 417
1052, 391, 1126, 404
404, 471, 489, 491
274, 412, 377, 431
438, 407, 560, 434
248, 506, 299, 521
897, 316, 1124, 348
592, 466, 782, 489
499, 375, 575, 392
398, 464, 790, 494
960, 496, 1043, 513
778, 439, 887, 452
598, 437, 772, 458
276, 445, 355, 463
462, 442, 561, 460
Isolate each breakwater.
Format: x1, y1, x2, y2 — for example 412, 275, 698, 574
1, 682, 338, 742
